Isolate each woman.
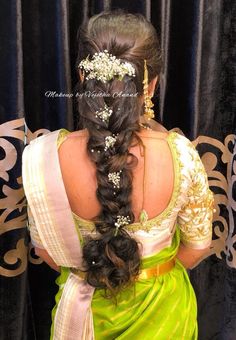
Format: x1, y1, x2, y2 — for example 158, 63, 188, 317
22, 11, 214, 340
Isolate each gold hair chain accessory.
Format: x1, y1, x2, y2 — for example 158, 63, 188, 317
143, 59, 154, 120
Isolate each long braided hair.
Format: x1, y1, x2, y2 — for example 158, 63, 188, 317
75, 11, 162, 294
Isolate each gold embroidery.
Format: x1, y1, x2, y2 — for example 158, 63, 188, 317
177, 137, 214, 247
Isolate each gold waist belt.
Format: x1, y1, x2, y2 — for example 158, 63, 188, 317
71, 258, 176, 281
139, 258, 176, 280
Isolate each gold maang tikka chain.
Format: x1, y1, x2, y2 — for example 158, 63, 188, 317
143, 59, 155, 120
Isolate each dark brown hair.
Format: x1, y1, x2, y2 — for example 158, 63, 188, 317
75, 10, 162, 295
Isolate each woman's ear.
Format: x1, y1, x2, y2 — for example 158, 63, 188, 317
79, 69, 84, 83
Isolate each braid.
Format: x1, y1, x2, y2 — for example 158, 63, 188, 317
78, 77, 141, 293
76, 11, 162, 295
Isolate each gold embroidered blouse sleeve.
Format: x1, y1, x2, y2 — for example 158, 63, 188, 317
177, 139, 214, 249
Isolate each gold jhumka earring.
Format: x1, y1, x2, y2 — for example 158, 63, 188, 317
143, 59, 155, 120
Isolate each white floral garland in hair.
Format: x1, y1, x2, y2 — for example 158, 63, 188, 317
78, 50, 136, 83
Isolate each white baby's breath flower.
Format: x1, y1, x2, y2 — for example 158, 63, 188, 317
78, 50, 135, 83
114, 215, 131, 228
104, 135, 117, 151
95, 105, 113, 123
108, 171, 122, 189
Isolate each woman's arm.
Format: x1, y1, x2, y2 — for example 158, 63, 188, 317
176, 242, 210, 269
35, 247, 60, 272
175, 136, 214, 269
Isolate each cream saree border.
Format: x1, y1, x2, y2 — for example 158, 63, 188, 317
22, 130, 95, 340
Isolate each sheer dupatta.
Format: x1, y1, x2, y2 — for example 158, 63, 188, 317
22, 130, 95, 340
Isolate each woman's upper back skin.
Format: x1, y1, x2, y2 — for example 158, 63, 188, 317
58, 128, 174, 223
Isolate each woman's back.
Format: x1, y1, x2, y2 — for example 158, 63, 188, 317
58, 128, 174, 223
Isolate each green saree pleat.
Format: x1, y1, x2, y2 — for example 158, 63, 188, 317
51, 228, 198, 339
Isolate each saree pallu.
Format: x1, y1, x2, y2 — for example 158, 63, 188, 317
22, 129, 213, 339
23, 131, 95, 339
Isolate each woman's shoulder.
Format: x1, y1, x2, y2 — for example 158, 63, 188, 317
23, 128, 87, 157
57, 128, 88, 151
23, 129, 59, 154
58, 128, 88, 142
60, 128, 88, 138
169, 131, 197, 155
137, 127, 192, 146
169, 132, 205, 177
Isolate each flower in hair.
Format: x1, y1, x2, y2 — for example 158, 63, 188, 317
114, 215, 131, 236
104, 135, 117, 151
95, 105, 113, 123
108, 171, 122, 189
78, 50, 136, 83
